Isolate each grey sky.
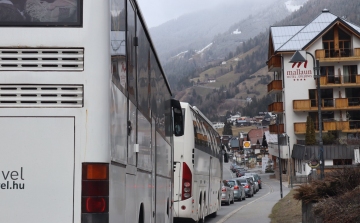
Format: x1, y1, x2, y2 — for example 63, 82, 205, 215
137, 0, 238, 28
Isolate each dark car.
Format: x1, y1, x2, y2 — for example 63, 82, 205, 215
235, 177, 254, 197
230, 163, 239, 171
235, 169, 247, 177
231, 165, 242, 172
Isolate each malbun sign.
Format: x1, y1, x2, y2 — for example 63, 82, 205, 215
287, 60, 313, 81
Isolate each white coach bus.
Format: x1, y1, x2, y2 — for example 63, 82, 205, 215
173, 102, 228, 223
0, 1, 183, 223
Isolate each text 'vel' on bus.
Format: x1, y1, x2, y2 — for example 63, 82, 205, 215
173, 102, 228, 223
0, 1, 183, 223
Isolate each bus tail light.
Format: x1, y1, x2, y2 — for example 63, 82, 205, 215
181, 162, 192, 200
82, 163, 109, 223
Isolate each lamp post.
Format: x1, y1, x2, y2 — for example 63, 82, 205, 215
290, 51, 325, 179
277, 115, 283, 198
287, 135, 293, 188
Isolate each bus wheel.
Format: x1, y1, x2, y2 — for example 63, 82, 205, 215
209, 211, 217, 218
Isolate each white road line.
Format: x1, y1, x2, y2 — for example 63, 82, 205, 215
227, 168, 235, 178
215, 183, 274, 223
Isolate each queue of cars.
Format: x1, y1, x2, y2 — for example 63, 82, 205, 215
221, 164, 263, 206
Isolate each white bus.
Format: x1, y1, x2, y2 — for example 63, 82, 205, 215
0, 1, 183, 223
173, 102, 227, 223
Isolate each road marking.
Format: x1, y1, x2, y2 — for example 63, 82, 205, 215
215, 182, 274, 223
227, 167, 235, 178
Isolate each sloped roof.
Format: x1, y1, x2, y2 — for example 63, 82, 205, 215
275, 9, 360, 52
345, 20, 360, 33
278, 10, 338, 51
271, 26, 304, 51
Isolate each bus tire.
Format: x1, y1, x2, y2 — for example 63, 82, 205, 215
209, 211, 217, 218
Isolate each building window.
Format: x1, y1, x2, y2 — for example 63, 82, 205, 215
333, 159, 352, 165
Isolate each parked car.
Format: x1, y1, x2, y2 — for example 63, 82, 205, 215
227, 179, 246, 201
240, 176, 257, 194
235, 177, 254, 197
247, 175, 259, 192
221, 180, 234, 205
231, 164, 242, 172
245, 173, 262, 189
230, 163, 239, 171
235, 169, 247, 177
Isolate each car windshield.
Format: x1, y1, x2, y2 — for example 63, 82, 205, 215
227, 181, 235, 186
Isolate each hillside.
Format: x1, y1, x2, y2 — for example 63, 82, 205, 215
170, 0, 360, 121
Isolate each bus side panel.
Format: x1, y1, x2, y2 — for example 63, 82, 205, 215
209, 159, 221, 214
136, 171, 152, 223
156, 176, 171, 223
0, 117, 74, 223
109, 164, 126, 223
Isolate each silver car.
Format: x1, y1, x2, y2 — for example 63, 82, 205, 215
247, 175, 259, 192
245, 172, 262, 189
227, 179, 246, 201
221, 180, 234, 205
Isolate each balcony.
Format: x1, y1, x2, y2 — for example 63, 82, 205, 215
315, 48, 360, 62
293, 97, 360, 112
269, 123, 284, 134
267, 80, 282, 94
320, 74, 360, 87
267, 56, 281, 72
268, 102, 283, 114
294, 120, 360, 134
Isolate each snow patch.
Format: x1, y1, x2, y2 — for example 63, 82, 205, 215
196, 43, 213, 54
232, 29, 242, 34
172, 50, 188, 58
285, 0, 304, 12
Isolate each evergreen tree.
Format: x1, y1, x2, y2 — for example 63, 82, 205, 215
305, 116, 316, 145
262, 133, 268, 148
222, 121, 233, 136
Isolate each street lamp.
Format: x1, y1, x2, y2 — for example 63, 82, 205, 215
276, 115, 283, 198
285, 134, 293, 188
290, 51, 325, 179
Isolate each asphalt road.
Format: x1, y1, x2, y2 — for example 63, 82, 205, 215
204, 161, 291, 223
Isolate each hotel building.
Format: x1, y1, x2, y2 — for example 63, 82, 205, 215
267, 9, 360, 179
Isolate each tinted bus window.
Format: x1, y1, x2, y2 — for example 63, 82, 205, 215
0, 0, 82, 26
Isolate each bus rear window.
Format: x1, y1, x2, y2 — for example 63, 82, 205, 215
0, 0, 82, 27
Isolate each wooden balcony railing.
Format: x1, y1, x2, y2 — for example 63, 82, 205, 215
267, 56, 281, 72
269, 123, 284, 134
293, 97, 360, 111
294, 120, 360, 134
315, 48, 360, 62
319, 74, 360, 86
294, 122, 306, 134
267, 80, 282, 94
268, 102, 283, 113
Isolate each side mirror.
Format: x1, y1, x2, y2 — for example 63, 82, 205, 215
222, 144, 229, 163
224, 152, 229, 163
171, 99, 184, 137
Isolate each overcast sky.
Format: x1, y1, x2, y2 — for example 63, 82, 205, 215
137, 0, 238, 28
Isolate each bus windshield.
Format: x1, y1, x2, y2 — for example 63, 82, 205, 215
0, 0, 82, 26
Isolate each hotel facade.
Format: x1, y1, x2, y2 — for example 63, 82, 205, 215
267, 9, 360, 179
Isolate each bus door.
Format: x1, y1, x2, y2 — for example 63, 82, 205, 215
151, 118, 156, 223
125, 0, 137, 219
208, 156, 213, 213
